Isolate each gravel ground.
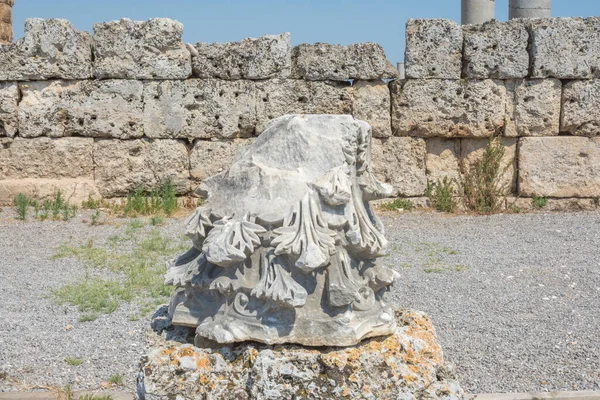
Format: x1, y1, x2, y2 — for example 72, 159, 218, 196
386, 211, 600, 394
0, 207, 599, 394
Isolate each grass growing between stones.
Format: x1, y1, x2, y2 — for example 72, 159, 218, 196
52, 227, 188, 320
532, 195, 548, 209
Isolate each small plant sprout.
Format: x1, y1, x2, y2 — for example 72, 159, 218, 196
14, 193, 30, 220
532, 195, 548, 209
108, 373, 123, 386
64, 357, 83, 366
91, 209, 102, 226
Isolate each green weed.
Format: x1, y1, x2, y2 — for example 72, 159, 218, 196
64, 358, 83, 366
122, 179, 179, 218
53, 229, 181, 316
532, 195, 548, 209
52, 190, 65, 219
81, 195, 102, 210
40, 200, 51, 221
108, 373, 123, 386
14, 193, 30, 220
79, 395, 114, 400
429, 177, 457, 213
381, 198, 415, 211
461, 136, 510, 214
593, 196, 599, 207
91, 210, 102, 226
150, 215, 165, 226
78, 313, 99, 323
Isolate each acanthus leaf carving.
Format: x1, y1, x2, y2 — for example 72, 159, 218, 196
272, 192, 337, 272
202, 214, 267, 267
164, 247, 202, 286
313, 165, 352, 206
185, 207, 213, 249
327, 248, 362, 308
251, 250, 307, 308
346, 184, 388, 258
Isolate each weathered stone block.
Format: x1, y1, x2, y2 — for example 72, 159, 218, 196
189, 139, 254, 182
530, 17, 600, 79
371, 137, 427, 196
505, 79, 561, 137
93, 139, 190, 197
519, 137, 600, 197
144, 79, 256, 139
193, 33, 291, 79
463, 20, 529, 79
0, 137, 93, 180
462, 137, 517, 192
93, 18, 191, 79
351, 81, 391, 138
0, 18, 92, 80
19, 80, 143, 139
0, 82, 18, 137
391, 79, 506, 137
561, 79, 600, 136
405, 19, 462, 79
425, 138, 461, 184
291, 42, 398, 81
0, 178, 100, 206
139, 310, 463, 400
255, 79, 352, 133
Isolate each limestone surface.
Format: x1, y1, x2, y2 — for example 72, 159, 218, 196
405, 19, 463, 79
93, 18, 191, 79
255, 79, 352, 133
93, 139, 189, 197
18, 80, 144, 139
189, 139, 254, 182
291, 42, 398, 81
143, 79, 256, 139
351, 81, 392, 138
561, 79, 600, 136
530, 17, 600, 79
391, 79, 506, 137
193, 33, 291, 79
0, 137, 93, 180
519, 137, 600, 197
139, 310, 463, 400
0, 18, 92, 80
167, 115, 397, 346
463, 19, 529, 79
0, 178, 99, 206
371, 137, 427, 197
0, 82, 18, 137
505, 79, 561, 137
425, 138, 461, 184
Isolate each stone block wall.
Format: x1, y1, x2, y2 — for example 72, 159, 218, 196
1, 16, 599, 207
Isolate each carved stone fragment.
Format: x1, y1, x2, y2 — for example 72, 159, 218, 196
166, 115, 397, 346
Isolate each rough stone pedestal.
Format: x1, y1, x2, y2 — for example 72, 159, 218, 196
138, 309, 464, 400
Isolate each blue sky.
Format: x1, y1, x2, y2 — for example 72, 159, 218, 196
12, 0, 600, 64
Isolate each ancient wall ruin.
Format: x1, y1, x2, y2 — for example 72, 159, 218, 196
0, 17, 599, 210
